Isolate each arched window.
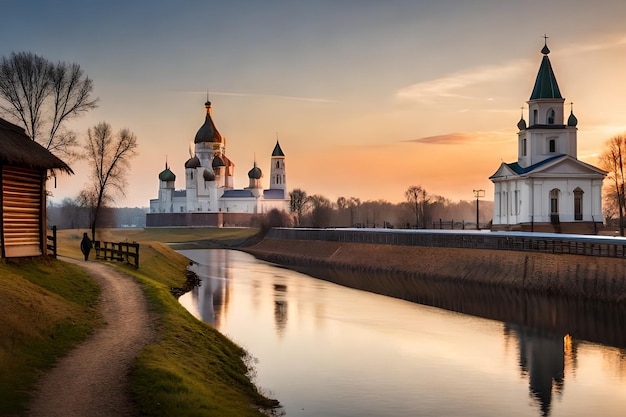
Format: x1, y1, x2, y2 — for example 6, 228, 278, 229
549, 139, 556, 153
276, 161, 280, 169
574, 188, 583, 220
533, 109, 538, 125
550, 188, 560, 225
521, 138, 527, 157
547, 109, 555, 125
550, 189, 559, 214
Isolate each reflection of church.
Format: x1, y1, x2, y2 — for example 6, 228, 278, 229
490, 40, 606, 233
147, 100, 290, 227
505, 323, 577, 417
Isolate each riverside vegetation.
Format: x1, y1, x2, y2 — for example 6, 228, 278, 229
0, 227, 277, 417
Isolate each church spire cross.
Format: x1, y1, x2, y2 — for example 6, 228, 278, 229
541, 34, 550, 55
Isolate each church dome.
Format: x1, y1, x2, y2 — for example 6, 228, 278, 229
248, 162, 262, 179
185, 156, 201, 169
203, 169, 215, 181
194, 100, 223, 144
517, 118, 527, 131
212, 155, 226, 168
568, 111, 578, 127
159, 166, 176, 182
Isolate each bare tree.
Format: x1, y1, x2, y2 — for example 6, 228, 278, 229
599, 134, 626, 236
289, 188, 309, 226
405, 185, 428, 228
0, 51, 98, 159
82, 122, 138, 240
308, 194, 333, 228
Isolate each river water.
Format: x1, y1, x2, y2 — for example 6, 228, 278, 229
178, 249, 626, 417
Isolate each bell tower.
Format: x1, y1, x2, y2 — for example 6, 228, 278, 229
269, 139, 286, 191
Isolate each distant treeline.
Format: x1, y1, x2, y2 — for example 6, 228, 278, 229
290, 192, 494, 229
47, 199, 147, 229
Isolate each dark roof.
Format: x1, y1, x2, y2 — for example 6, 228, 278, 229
263, 189, 285, 199
272, 140, 285, 157
530, 46, 562, 100
159, 165, 176, 181
222, 189, 255, 198
248, 161, 262, 179
506, 154, 565, 175
203, 169, 215, 181
212, 155, 225, 168
0, 118, 73, 174
194, 101, 223, 144
185, 156, 201, 168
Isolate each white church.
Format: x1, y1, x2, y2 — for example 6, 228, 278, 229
490, 40, 606, 233
146, 100, 290, 227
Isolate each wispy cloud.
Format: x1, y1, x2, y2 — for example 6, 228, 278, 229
559, 35, 626, 56
182, 90, 338, 103
396, 60, 530, 103
405, 131, 513, 145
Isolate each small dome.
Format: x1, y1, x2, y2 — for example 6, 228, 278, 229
212, 156, 225, 168
185, 156, 201, 169
159, 168, 176, 182
248, 162, 262, 179
203, 169, 215, 181
568, 111, 578, 127
517, 118, 527, 131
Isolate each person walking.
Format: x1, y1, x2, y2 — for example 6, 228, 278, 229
80, 233, 92, 261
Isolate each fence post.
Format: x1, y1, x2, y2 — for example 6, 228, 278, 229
52, 226, 57, 258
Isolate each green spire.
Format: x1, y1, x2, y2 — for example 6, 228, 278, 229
530, 40, 562, 100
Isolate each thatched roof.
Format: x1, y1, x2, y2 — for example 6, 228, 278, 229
0, 118, 73, 174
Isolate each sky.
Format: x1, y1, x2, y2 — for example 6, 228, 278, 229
2, 0, 626, 208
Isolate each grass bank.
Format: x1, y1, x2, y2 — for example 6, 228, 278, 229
0, 257, 100, 415
1, 227, 274, 416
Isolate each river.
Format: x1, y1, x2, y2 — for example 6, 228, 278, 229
178, 249, 626, 417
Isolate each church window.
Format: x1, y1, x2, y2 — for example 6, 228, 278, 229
180, 206, 184, 213
533, 109, 538, 125
521, 139, 527, 157
550, 189, 559, 214
276, 175, 281, 184
574, 188, 583, 220
191, 171, 194, 180
514, 190, 520, 215
547, 109, 555, 125
276, 161, 280, 169
549, 139, 556, 153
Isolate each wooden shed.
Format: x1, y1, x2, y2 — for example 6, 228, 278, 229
0, 117, 72, 258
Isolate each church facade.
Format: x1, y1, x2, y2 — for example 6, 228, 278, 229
147, 100, 289, 227
490, 41, 606, 233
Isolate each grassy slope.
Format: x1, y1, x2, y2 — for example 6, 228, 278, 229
0, 257, 100, 415
0, 227, 272, 416
56, 228, 276, 416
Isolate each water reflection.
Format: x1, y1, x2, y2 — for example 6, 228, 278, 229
179, 249, 626, 417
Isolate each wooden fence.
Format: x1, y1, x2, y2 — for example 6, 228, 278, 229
94, 240, 140, 268
266, 228, 626, 259
46, 226, 57, 258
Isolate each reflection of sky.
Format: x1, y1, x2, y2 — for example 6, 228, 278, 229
178, 249, 626, 417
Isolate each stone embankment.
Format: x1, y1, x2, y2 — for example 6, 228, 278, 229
245, 237, 626, 303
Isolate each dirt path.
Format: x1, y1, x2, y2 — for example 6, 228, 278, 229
27, 257, 156, 417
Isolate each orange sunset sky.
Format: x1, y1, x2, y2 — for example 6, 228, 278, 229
3, 1, 626, 208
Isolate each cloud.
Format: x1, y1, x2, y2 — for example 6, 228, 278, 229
405, 131, 513, 145
396, 60, 530, 103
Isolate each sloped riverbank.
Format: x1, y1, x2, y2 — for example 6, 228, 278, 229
245, 237, 626, 303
